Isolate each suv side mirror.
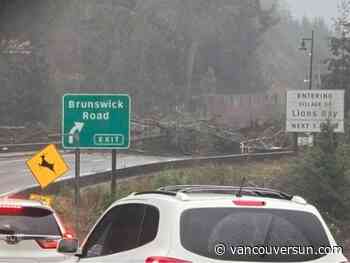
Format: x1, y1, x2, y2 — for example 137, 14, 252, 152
58, 239, 79, 254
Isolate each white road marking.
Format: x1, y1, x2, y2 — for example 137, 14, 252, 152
0, 158, 28, 164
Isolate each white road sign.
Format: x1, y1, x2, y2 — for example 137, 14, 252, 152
286, 90, 344, 133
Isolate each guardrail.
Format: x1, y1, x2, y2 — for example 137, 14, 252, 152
0, 135, 166, 154
0, 142, 61, 153
2, 151, 295, 198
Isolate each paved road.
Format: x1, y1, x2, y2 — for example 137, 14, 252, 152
0, 152, 183, 195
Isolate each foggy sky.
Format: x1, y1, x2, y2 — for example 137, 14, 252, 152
286, 0, 338, 24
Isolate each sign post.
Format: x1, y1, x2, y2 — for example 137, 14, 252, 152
74, 133, 80, 236
293, 133, 298, 152
111, 149, 117, 198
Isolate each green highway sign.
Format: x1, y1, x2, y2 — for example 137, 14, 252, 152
62, 94, 130, 149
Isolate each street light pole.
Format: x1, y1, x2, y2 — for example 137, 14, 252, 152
298, 30, 315, 150
342, 29, 346, 91
300, 30, 315, 90
309, 30, 314, 90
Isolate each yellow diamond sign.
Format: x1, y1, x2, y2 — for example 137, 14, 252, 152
29, 193, 53, 206
26, 144, 69, 188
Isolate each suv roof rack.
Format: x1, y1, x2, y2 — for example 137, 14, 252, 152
134, 190, 177, 197
158, 185, 293, 200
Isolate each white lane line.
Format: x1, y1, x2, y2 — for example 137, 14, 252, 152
0, 159, 27, 164
90, 159, 106, 163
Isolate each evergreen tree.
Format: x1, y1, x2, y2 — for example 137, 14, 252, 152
323, 0, 350, 112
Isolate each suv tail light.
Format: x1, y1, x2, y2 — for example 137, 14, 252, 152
233, 200, 266, 206
0, 204, 23, 215
63, 232, 74, 239
146, 256, 192, 263
36, 239, 58, 249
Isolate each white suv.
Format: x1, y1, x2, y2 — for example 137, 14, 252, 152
59, 185, 348, 263
0, 198, 72, 263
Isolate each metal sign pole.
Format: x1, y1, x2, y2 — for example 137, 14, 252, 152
111, 149, 117, 198
293, 133, 299, 153
74, 134, 80, 238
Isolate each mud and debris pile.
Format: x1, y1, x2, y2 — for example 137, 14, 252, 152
0, 116, 288, 155
239, 121, 290, 153
0, 122, 60, 149
132, 113, 242, 155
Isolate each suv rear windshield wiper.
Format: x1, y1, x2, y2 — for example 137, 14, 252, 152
0, 233, 61, 241
0, 228, 15, 235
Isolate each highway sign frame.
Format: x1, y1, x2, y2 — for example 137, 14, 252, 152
286, 90, 344, 133
62, 93, 131, 149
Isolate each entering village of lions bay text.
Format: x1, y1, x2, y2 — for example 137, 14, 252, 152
286, 90, 344, 133
297, 92, 333, 99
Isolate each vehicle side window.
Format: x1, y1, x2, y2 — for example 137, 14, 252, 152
82, 203, 159, 258
139, 204, 159, 245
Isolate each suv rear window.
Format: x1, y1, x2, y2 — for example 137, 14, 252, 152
180, 208, 330, 261
0, 207, 61, 236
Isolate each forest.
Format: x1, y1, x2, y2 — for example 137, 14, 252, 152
0, 0, 333, 127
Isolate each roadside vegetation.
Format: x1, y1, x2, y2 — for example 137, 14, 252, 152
287, 126, 350, 223
53, 159, 290, 240
52, 140, 350, 256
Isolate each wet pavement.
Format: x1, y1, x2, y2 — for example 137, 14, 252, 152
0, 152, 183, 195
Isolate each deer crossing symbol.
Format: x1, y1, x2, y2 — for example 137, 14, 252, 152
39, 155, 55, 173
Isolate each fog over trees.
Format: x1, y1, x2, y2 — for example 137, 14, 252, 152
0, 0, 333, 127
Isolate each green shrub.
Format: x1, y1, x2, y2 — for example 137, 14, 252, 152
286, 124, 350, 221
